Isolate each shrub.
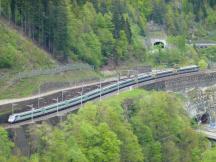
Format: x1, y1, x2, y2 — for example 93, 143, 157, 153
0, 45, 16, 68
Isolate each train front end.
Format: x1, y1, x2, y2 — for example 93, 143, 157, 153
8, 114, 17, 123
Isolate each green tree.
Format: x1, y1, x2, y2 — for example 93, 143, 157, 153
122, 18, 132, 43
199, 47, 216, 62
77, 122, 121, 162
79, 31, 102, 67
0, 44, 16, 68
168, 35, 186, 51
198, 59, 208, 69
202, 147, 216, 162
64, 102, 143, 162
206, 8, 216, 28
115, 30, 128, 64
0, 127, 14, 161
3, 89, 211, 161
162, 141, 180, 162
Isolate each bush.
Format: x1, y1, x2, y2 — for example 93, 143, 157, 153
0, 45, 16, 68
198, 59, 208, 69
198, 46, 216, 62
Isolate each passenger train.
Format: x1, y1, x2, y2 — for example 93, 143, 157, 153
8, 65, 199, 123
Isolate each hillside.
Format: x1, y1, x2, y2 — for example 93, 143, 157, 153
0, 0, 215, 68
1, 89, 216, 162
0, 19, 100, 100
0, 0, 215, 100
0, 19, 55, 71
0, 1, 216, 162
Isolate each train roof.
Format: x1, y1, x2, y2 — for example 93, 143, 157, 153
179, 65, 198, 70
156, 69, 174, 74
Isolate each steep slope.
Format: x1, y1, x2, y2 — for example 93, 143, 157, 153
0, 90, 209, 161
0, 19, 100, 100
0, 19, 56, 71
0, 0, 215, 67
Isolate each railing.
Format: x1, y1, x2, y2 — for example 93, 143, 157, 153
0, 63, 94, 82
15, 63, 94, 80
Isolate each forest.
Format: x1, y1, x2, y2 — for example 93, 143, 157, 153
0, 1, 216, 161
0, 0, 215, 68
1, 89, 216, 162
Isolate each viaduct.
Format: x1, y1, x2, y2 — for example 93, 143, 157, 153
1, 69, 216, 155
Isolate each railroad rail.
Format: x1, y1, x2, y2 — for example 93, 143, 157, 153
0, 76, 129, 124
4, 86, 131, 129
5, 69, 216, 157
3, 67, 216, 129
6, 66, 216, 128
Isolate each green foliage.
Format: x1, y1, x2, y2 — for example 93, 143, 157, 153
128, 91, 207, 162
198, 59, 208, 69
0, 0, 146, 67
97, 28, 114, 59
0, 44, 16, 68
146, 34, 192, 66
0, 0, 215, 67
63, 101, 143, 162
0, 127, 14, 161
147, 48, 183, 66
162, 141, 180, 162
79, 31, 102, 66
0, 70, 100, 100
168, 36, 186, 51
165, 4, 186, 35
0, 21, 55, 70
206, 8, 216, 29
0, 90, 213, 161
11, 89, 206, 162
115, 30, 128, 63
147, 35, 205, 67
202, 147, 216, 162
198, 46, 216, 62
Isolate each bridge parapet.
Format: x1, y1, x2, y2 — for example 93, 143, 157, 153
135, 71, 216, 92
164, 71, 216, 91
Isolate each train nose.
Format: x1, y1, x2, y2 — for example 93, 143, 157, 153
8, 115, 16, 123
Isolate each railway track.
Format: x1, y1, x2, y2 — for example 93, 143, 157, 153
0, 77, 130, 125
3, 68, 216, 129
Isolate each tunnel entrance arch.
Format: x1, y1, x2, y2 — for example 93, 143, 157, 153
150, 38, 167, 48
153, 41, 165, 48
195, 113, 209, 124
200, 113, 209, 123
